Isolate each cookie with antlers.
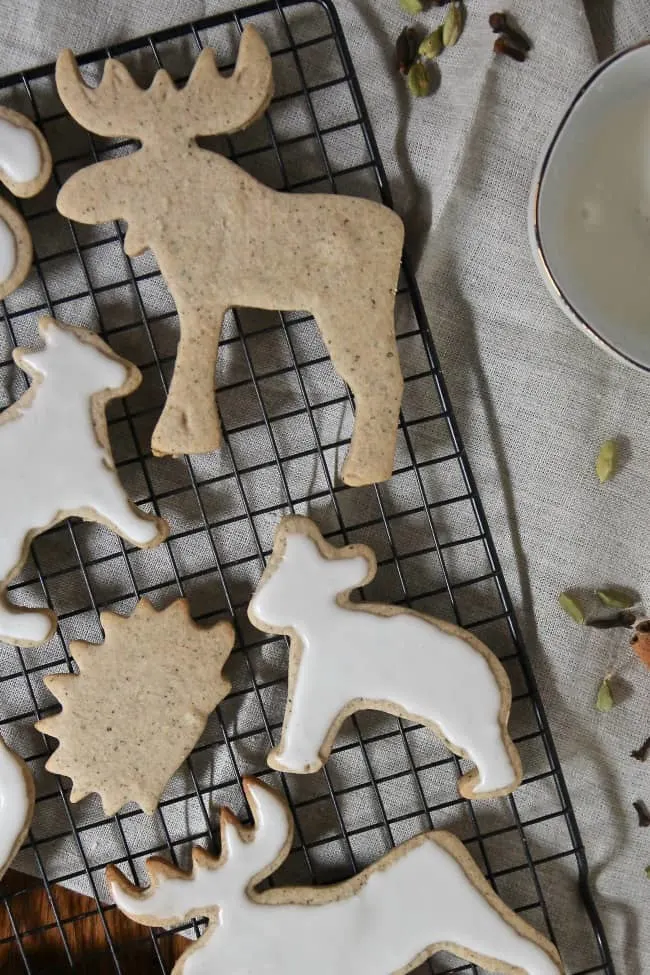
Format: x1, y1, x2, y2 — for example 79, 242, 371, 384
55, 27, 404, 486
0, 108, 51, 298
107, 777, 563, 975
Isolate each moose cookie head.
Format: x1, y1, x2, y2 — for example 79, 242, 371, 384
252, 524, 375, 630
249, 515, 522, 797
107, 777, 564, 975
56, 28, 404, 486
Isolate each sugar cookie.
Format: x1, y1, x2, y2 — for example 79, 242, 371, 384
36, 599, 235, 815
0, 317, 167, 647
249, 515, 522, 798
55, 27, 404, 485
107, 777, 563, 975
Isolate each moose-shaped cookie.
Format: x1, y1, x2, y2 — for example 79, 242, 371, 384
0, 317, 167, 647
248, 516, 522, 799
55, 26, 405, 487
108, 777, 563, 975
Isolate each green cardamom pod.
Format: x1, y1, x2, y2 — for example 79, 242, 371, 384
559, 592, 585, 624
595, 439, 617, 483
645, 866, 650, 879
419, 27, 444, 60
400, 0, 425, 14
407, 62, 430, 96
596, 677, 615, 713
442, 2, 464, 47
595, 588, 635, 610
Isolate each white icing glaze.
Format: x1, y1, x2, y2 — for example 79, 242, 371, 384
0, 738, 33, 876
0, 118, 42, 184
249, 529, 517, 793
0, 214, 16, 284
0, 319, 162, 645
111, 779, 562, 975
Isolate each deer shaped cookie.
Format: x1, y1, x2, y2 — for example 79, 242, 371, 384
249, 516, 522, 799
0, 317, 167, 647
108, 777, 563, 975
0, 107, 52, 299
55, 27, 405, 487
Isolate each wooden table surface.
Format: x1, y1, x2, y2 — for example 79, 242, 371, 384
0, 870, 185, 973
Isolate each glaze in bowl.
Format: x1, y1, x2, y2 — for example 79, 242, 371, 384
531, 41, 650, 371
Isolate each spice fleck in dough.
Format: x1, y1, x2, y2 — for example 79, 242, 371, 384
36, 599, 235, 816
55, 26, 404, 486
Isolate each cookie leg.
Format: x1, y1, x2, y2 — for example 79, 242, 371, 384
316, 301, 403, 487
89, 477, 166, 548
151, 308, 226, 457
0, 595, 56, 647
267, 694, 347, 774
457, 724, 521, 799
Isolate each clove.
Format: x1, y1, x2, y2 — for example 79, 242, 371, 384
489, 11, 531, 52
632, 736, 650, 762
493, 36, 526, 63
633, 800, 650, 828
396, 27, 420, 75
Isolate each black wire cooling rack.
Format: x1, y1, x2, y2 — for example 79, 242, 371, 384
0, 1, 616, 972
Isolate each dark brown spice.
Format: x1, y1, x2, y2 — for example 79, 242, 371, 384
396, 27, 420, 76
493, 36, 526, 63
584, 610, 637, 630
489, 11, 532, 51
633, 800, 650, 828
632, 736, 650, 762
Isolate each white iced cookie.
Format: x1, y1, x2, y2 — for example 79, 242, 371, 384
0, 107, 52, 300
0, 736, 35, 881
248, 515, 522, 799
0, 316, 168, 647
107, 777, 564, 975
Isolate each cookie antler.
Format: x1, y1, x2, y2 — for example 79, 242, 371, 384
56, 26, 272, 142
107, 778, 293, 924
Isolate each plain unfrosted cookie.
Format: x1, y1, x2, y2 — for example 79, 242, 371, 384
0, 107, 52, 299
55, 26, 404, 486
0, 316, 167, 648
249, 515, 522, 799
0, 736, 35, 880
36, 598, 235, 815
107, 776, 563, 975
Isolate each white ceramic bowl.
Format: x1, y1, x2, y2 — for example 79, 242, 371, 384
530, 40, 650, 371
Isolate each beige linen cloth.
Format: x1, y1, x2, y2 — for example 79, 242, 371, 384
0, 0, 647, 971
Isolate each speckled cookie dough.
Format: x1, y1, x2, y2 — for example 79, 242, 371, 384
35, 599, 235, 815
55, 26, 405, 486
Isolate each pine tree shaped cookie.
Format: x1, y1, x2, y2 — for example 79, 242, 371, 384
36, 599, 234, 815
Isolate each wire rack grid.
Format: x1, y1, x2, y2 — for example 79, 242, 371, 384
0, 1, 615, 973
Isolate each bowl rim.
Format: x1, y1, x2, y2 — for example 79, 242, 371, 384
531, 38, 650, 374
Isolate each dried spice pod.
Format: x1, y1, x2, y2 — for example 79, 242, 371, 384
595, 439, 617, 483
396, 27, 420, 76
559, 592, 585, 624
632, 736, 650, 762
442, 2, 464, 47
407, 62, 431, 97
400, 0, 425, 13
633, 800, 650, 828
488, 12, 531, 52
493, 37, 526, 63
596, 677, 615, 713
631, 620, 650, 669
